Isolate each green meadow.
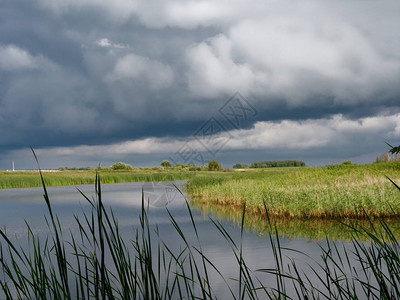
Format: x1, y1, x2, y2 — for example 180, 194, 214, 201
186, 162, 400, 219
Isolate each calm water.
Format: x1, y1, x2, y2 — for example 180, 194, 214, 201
0, 181, 362, 298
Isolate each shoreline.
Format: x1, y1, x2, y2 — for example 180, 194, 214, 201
185, 162, 400, 219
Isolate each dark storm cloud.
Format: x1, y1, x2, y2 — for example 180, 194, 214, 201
0, 1, 226, 148
0, 0, 400, 168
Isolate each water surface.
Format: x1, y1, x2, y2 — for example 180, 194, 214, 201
0, 181, 375, 298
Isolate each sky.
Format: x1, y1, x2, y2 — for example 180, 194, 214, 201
0, 0, 399, 170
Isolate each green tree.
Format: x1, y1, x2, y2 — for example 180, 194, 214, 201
208, 160, 222, 171
160, 160, 172, 167
249, 160, 306, 168
110, 162, 133, 170
233, 163, 248, 169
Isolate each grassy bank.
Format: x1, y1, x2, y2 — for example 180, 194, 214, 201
186, 162, 400, 219
0, 170, 195, 189
192, 200, 400, 240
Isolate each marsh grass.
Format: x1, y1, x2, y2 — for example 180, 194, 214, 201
186, 162, 400, 218
0, 170, 194, 189
2, 162, 400, 298
192, 200, 400, 241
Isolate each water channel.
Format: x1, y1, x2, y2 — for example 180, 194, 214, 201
0, 180, 392, 298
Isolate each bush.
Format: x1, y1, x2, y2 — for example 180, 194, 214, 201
110, 162, 133, 170
342, 161, 352, 165
233, 163, 249, 169
95, 166, 110, 171
161, 160, 172, 167
187, 164, 201, 171
173, 164, 185, 169
208, 160, 222, 171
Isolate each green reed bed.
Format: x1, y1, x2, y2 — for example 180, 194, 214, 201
192, 200, 400, 241
2, 167, 400, 298
0, 170, 195, 189
186, 162, 400, 219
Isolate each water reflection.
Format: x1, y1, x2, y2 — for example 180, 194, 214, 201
191, 200, 400, 241
0, 181, 188, 238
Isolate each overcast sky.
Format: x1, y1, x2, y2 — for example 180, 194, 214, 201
1, 0, 399, 169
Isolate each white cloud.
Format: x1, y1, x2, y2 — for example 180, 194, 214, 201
107, 53, 174, 89
36, 0, 237, 27
34, 138, 181, 157
136, 0, 239, 29
186, 35, 259, 98
28, 113, 400, 159
36, 0, 139, 22
96, 38, 127, 49
186, 14, 400, 102
0, 45, 38, 71
34, 0, 400, 104
226, 114, 400, 150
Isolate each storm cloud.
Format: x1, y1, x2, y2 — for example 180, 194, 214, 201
0, 0, 399, 168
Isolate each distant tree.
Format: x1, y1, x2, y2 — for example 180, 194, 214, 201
342, 161, 352, 165
95, 166, 110, 171
187, 164, 201, 171
250, 160, 306, 168
161, 160, 172, 167
58, 166, 93, 171
208, 160, 222, 171
110, 162, 133, 170
233, 163, 248, 169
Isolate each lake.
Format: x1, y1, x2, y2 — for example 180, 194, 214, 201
0, 181, 389, 298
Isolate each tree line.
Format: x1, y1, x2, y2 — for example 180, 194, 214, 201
233, 160, 306, 169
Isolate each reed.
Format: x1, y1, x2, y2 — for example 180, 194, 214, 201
186, 162, 400, 218
192, 200, 400, 241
